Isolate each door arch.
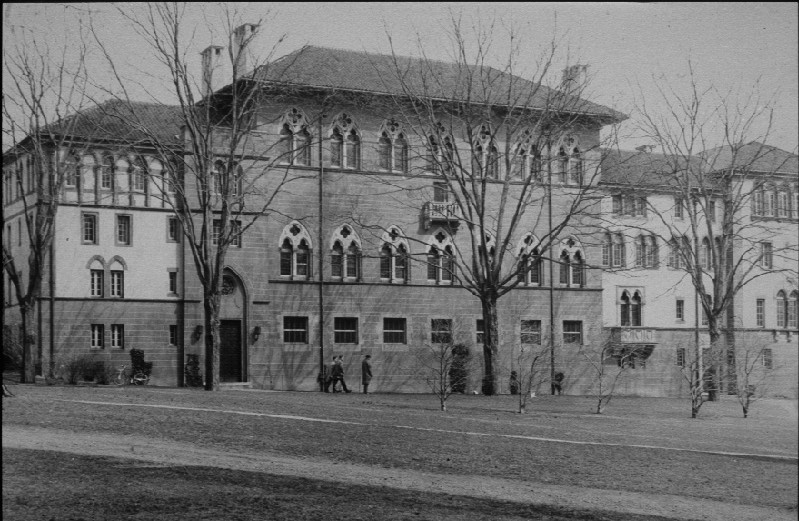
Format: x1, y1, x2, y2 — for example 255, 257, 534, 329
219, 268, 247, 382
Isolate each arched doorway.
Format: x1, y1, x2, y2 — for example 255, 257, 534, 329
219, 269, 247, 382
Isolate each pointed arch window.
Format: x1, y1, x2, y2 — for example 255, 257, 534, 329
380, 227, 410, 283
776, 290, 787, 328
620, 290, 643, 327
519, 246, 543, 286
329, 113, 359, 170
379, 120, 409, 173
132, 159, 146, 192
569, 148, 583, 184
64, 154, 79, 186
427, 245, 454, 284
556, 147, 569, 183
279, 222, 313, 279
279, 108, 312, 166
345, 129, 360, 169
788, 290, 798, 329
329, 225, 361, 281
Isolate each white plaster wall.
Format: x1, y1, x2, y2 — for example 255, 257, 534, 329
54, 206, 181, 299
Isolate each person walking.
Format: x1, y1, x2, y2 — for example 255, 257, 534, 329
331, 355, 351, 393
361, 355, 373, 394
324, 356, 336, 393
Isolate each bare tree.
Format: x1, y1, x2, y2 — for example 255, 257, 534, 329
2, 13, 91, 382
726, 333, 776, 418
414, 319, 473, 411
509, 337, 551, 414
374, 16, 623, 395
579, 334, 636, 414
622, 62, 798, 411
92, 3, 306, 390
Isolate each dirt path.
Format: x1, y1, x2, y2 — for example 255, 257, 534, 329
3, 425, 794, 521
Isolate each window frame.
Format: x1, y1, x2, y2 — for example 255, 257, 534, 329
431, 318, 453, 344
110, 324, 125, 350
90, 269, 104, 298
676, 299, 685, 321
90, 324, 104, 350
562, 320, 583, 345
756, 298, 765, 327
169, 324, 178, 347
520, 319, 542, 345
382, 317, 407, 344
115, 214, 132, 246
333, 316, 359, 344
167, 216, 180, 243
283, 316, 309, 344
110, 270, 124, 298
82, 213, 98, 245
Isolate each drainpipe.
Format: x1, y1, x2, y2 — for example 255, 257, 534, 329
317, 111, 326, 390
548, 148, 556, 395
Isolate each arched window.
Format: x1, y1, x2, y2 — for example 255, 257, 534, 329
557, 236, 585, 287
330, 113, 359, 170
329, 225, 361, 281
700, 238, 712, 271
132, 158, 147, 192
620, 290, 643, 326
788, 290, 798, 329
473, 125, 499, 178
634, 235, 657, 268
63, 153, 79, 186
212, 160, 225, 193
571, 250, 584, 287
631, 291, 642, 326
612, 234, 625, 268
427, 245, 455, 284
620, 291, 631, 326
380, 227, 410, 283
776, 290, 787, 328
668, 237, 683, 269
101, 155, 114, 189
279, 222, 313, 279
379, 120, 409, 173
557, 147, 569, 183
569, 148, 583, 184
520, 248, 543, 285
777, 188, 789, 218
279, 108, 311, 166
559, 250, 571, 285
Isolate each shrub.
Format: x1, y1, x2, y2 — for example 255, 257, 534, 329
449, 344, 470, 394
2, 325, 22, 371
58, 353, 96, 385
185, 354, 203, 387
129, 349, 152, 377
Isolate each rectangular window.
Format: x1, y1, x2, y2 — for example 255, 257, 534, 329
762, 348, 773, 369
563, 320, 582, 344
169, 324, 178, 346
433, 182, 449, 203
708, 200, 716, 222
231, 220, 242, 248
212, 220, 221, 245
168, 270, 178, 294
116, 215, 132, 245
90, 269, 104, 297
431, 318, 452, 344
476, 319, 485, 344
676, 299, 684, 321
383, 317, 406, 344
760, 242, 773, 269
110, 270, 124, 298
674, 197, 684, 219
612, 194, 622, 214
334, 317, 358, 344
82, 213, 98, 244
756, 299, 765, 327
520, 320, 541, 345
283, 316, 308, 343
167, 217, 180, 242
676, 348, 685, 367
91, 324, 104, 349
111, 324, 124, 349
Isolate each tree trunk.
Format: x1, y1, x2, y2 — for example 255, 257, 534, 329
203, 296, 220, 391
707, 325, 722, 402
481, 298, 499, 395
19, 302, 35, 384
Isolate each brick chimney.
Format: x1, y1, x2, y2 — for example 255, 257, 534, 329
560, 64, 589, 96
233, 23, 259, 78
201, 45, 226, 98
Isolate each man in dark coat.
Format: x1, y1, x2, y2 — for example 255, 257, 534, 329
361, 355, 373, 394
331, 355, 351, 393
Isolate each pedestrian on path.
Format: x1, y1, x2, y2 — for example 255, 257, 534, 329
361, 355, 373, 394
331, 355, 351, 393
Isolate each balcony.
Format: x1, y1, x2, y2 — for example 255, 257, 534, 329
423, 201, 460, 230
611, 327, 658, 344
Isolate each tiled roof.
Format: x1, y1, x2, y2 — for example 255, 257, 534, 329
44, 99, 183, 146
253, 46, 626, 121
601, 143, 798, 190
701, 141, 798, 174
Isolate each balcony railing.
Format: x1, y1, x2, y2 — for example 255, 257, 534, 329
610, 327, 658, 344
423, 201, 460, 230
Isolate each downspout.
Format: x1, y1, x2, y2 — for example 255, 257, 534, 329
317, 111, 325, 391
548, 150, 556, 395
48, 222, 55, 378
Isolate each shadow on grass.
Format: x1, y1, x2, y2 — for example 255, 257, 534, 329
3, 448, 676, 521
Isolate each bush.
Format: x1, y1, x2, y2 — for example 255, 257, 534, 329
58, 353, 96, 385
2, 325, 22, 371
185, 354, 203, 387
129, 349, 152, 377
449, 344, 470, 394
83, 361, 112, 384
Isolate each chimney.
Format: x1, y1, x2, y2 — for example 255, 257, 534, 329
233, 23, 259, 78
201, 45, 226, 98
560, 64, 589, 96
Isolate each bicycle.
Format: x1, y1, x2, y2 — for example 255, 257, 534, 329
130, 370, 150, 386
112, 365, 128, 386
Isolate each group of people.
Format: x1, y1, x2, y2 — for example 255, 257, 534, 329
324, 354, 372, 394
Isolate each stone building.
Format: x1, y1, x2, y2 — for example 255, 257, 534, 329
4, 40, 797, 397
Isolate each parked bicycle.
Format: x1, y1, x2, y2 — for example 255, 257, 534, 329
112, 365, 149, 386
112, 365, 128, 386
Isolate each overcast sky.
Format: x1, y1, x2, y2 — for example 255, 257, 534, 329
4, 2, 798, 152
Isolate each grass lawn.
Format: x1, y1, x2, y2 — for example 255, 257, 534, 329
2, 382, 797, 520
